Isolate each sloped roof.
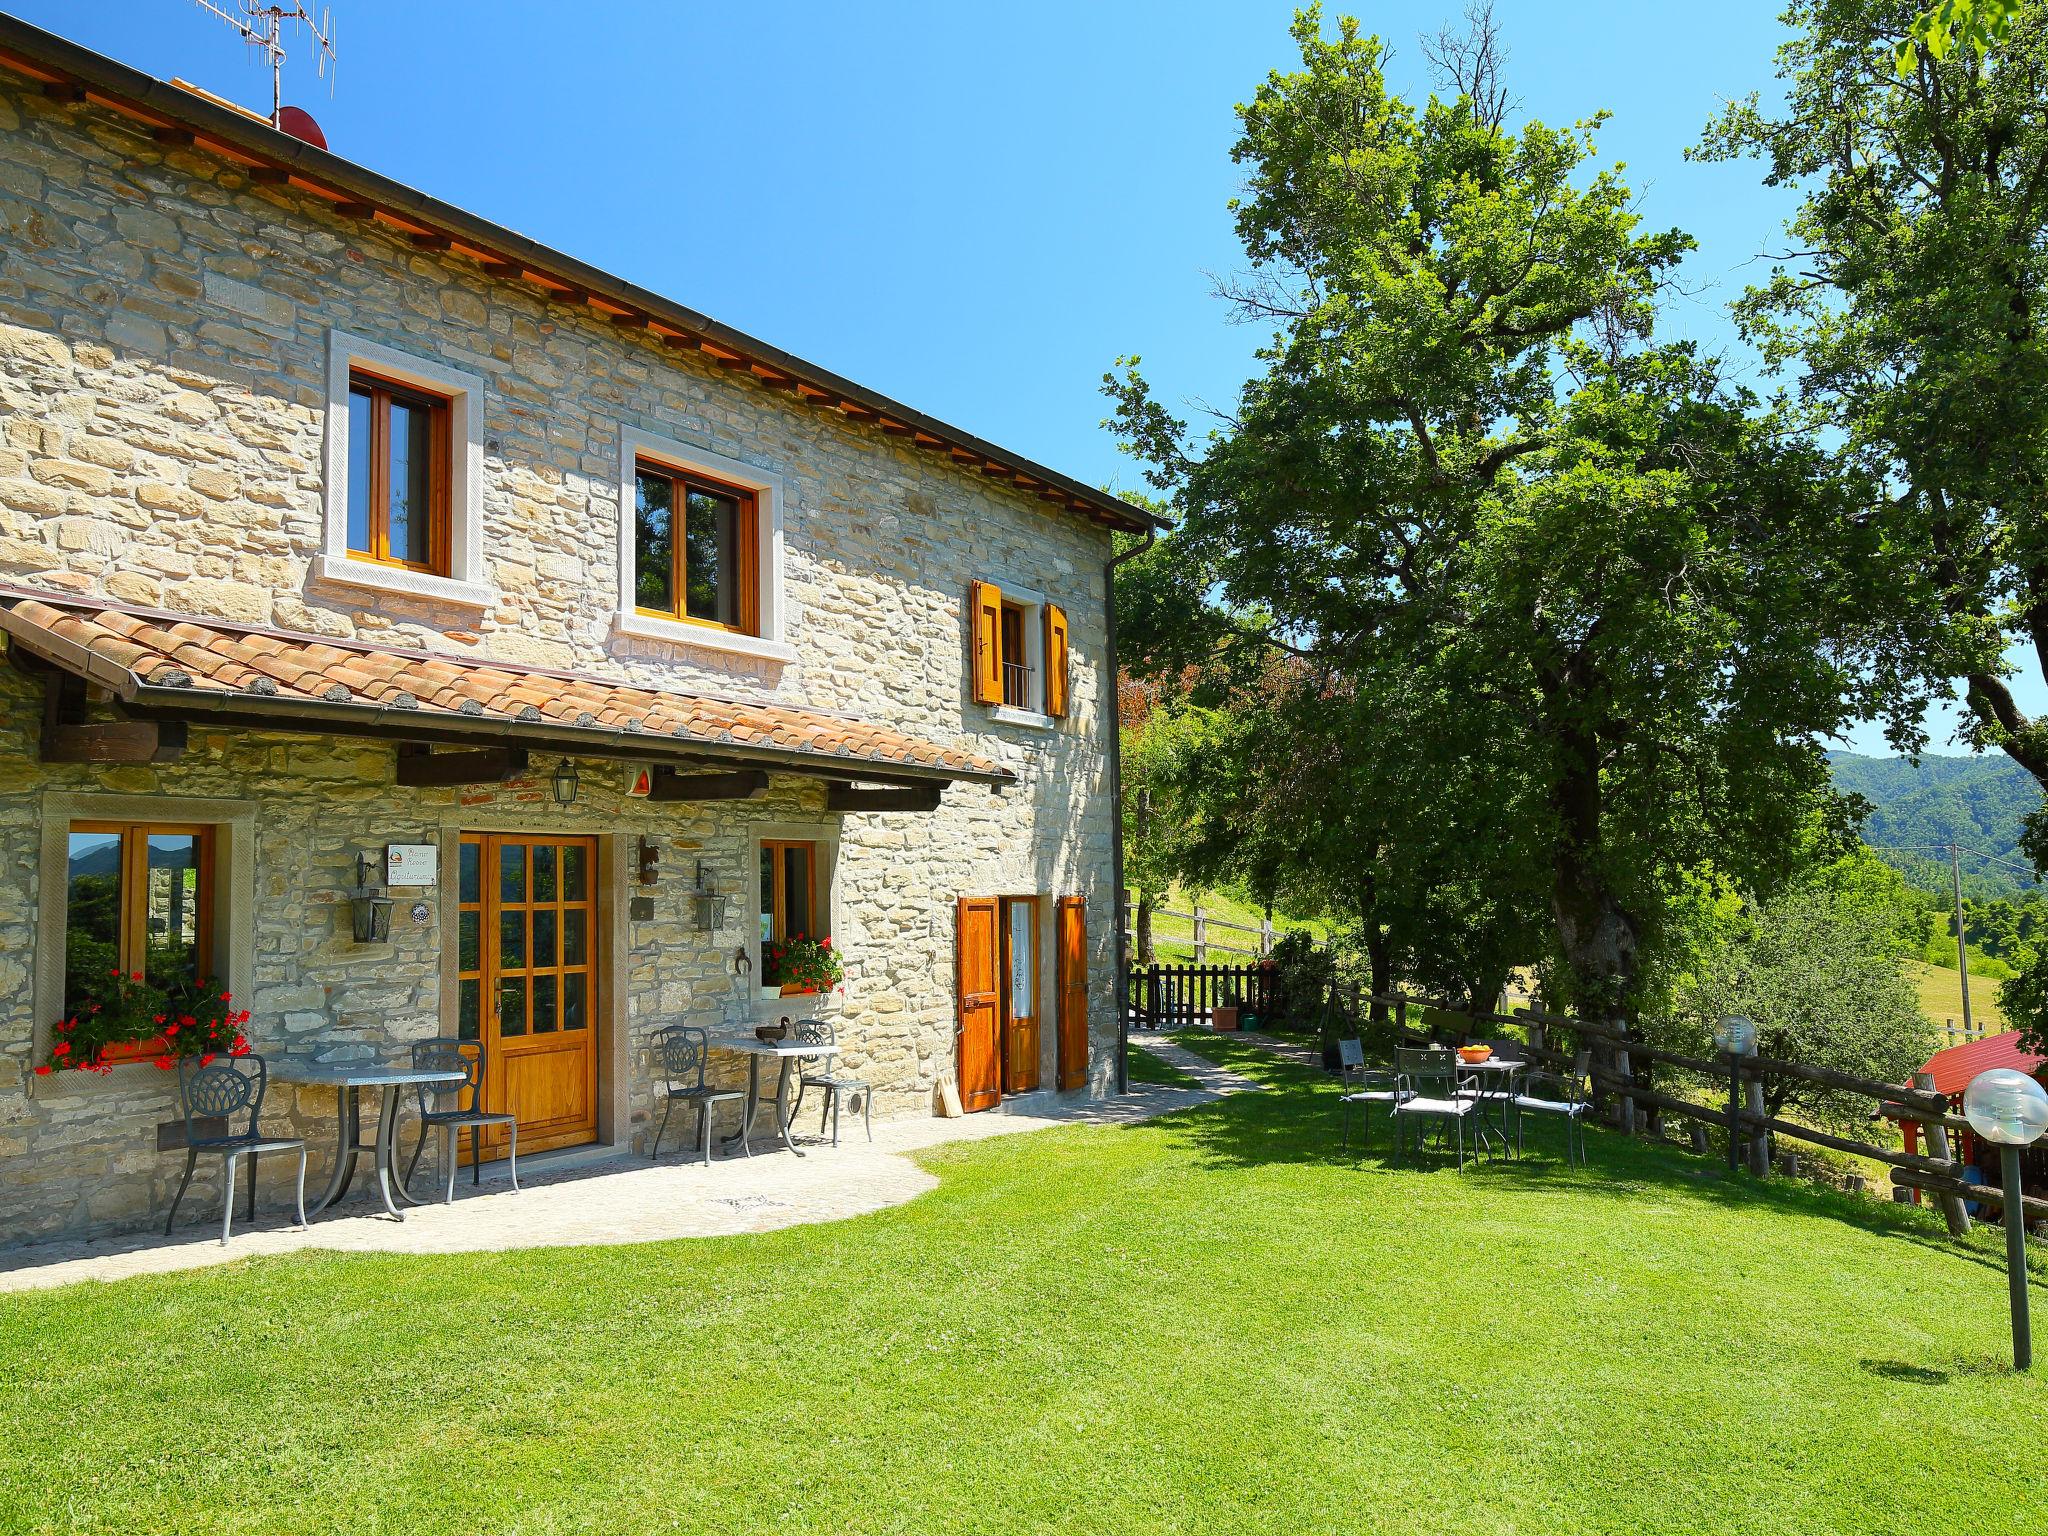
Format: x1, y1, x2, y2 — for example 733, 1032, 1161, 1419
0, 592, 1010, 786
0, 13, 1159, 538
1915, 1030, 2048, 1101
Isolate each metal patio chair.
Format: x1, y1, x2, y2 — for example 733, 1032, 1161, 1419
792, 1019, 872, 1146
1390, 1046, 1480, 1171
1336, 1036, 1405, 1151
165, 1052, 308, 1245
403, 1038, 519, 1201
651, 1024, 747, 1165
1512, 1048, 1594, 1166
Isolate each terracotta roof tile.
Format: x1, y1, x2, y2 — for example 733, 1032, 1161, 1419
0, 596, 1009, 784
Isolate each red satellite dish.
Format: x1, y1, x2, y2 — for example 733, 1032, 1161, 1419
276, 106, 327, 150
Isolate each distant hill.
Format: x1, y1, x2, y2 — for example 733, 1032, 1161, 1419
1828, 750, 2041, 897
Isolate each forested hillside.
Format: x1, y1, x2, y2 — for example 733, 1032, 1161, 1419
1828, 751, 2041, 897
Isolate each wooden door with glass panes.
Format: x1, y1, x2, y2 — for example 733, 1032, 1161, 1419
457, 833, 599, 1157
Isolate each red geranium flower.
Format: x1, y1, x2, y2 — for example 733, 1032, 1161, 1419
155, 1057, 175, 1071
34, 1064, 50, 1076
52, 1042, 69, 1058
199, 1053, 215, 1067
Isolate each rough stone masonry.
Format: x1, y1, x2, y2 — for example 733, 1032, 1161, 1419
0, 67, 1119, 1243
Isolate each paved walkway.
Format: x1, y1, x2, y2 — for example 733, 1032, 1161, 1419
0, 1071, 1257, 1294
1128, 1030, 1269, 1093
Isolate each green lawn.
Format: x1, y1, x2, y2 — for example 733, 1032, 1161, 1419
2, 1041, 2045, 1534
1145, 882, 1325, 965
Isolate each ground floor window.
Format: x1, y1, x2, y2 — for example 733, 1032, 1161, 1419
63, 821, 213, 1018
759, 839, 818, 992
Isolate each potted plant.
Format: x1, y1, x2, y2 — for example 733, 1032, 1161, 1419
35, 969, 252, 1077
761, 934, 845, 997
1212, 986, 1242, 1032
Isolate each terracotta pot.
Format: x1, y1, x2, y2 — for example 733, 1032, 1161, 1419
95, 1035, 168, 1066
1212, 1006, 1240, 1032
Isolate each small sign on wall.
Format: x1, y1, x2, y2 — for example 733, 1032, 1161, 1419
386, 843, 439, 887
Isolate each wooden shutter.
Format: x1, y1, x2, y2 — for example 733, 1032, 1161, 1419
957, 897, 1003, 1111
1044, 602, 1070, 718
969, 580, 1004, 706
1056, 895, 1088, 1091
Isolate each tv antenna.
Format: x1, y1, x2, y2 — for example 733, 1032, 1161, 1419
188, 1, 336, 128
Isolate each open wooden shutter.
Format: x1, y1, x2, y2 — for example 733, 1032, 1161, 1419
969, 580, 1004, 706
1044, 602, 1070, 718
1056, 896, 1088, 1091
957, 897, 1002, 1111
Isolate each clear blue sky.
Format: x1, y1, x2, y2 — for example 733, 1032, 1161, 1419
14, 0, 2031, 753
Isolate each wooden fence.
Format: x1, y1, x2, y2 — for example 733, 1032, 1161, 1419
1354, 990, 2046, 1237
1127, 962, 1275, 1030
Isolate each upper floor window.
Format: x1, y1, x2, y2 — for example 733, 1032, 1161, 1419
634, 461, 759, 633
347, 371, 450, 573
318, 329, 492, 607
970, 580, 1069, 721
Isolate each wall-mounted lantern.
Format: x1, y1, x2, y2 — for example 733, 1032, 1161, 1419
692, 860, 730, 932
551, 758, 580, 807
348, 852, 394, 944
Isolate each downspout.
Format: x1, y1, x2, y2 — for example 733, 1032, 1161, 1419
1104, 520, 1157, 1094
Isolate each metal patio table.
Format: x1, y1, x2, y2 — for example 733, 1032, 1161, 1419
271, 1059, 465, 1220
1455, 1057, 1526, 1158
709, 1035, 841, 1158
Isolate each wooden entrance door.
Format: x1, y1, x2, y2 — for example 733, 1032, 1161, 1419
957, 897, 1001, 1112
1000, 896, 1041, 1094
1056, 896, 1087, 1091
458, 833, 599, 1156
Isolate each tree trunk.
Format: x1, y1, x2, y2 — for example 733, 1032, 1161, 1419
1367, 929, 1393, 1032
1546, 711, 1640, 1019
1135, 892, 1155, 968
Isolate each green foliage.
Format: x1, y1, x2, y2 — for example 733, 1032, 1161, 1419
1675, 855, 1939, 1131
1110, 7, 1914, 1020
1828, 750, 2043, 899
1264, 928, 1333, 1031
1897, 0, 2023, 72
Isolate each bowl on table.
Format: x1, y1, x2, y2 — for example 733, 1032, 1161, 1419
1457, 1044, 1493, 1064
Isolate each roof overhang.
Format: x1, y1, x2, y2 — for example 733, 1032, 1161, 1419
0, 592, 1012, 792
0, 14, 1162, 539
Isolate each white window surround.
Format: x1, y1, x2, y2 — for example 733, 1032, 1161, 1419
750, 822, 842, 1011
316, 328, 494, 607
987, 578, 1054, 727
615, 426, 795, 666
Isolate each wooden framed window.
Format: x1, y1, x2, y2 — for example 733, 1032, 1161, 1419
999, 601, 1031, 708
63, 821, 214, 1019
635, 460, 760, 633
758, 839, 817, 992
346, 369, 451, 573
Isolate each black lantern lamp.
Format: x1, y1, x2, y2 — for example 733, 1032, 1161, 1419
348, 852, 394, 944
551, 758, 580, 807
692, 860, 730, 932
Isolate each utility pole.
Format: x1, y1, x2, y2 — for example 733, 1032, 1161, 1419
1951, 842, 1974, 1036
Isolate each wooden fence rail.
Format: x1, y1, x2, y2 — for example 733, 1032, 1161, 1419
1127, 962, 1275, 1030
1356, 989, 1976, 1235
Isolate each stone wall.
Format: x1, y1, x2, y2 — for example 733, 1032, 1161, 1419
0, 70, 1122, 1243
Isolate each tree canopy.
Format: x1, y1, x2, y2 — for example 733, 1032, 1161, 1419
1110, 7, 1917, 1019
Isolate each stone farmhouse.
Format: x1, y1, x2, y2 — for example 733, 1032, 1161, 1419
0, 15, 1152, 1241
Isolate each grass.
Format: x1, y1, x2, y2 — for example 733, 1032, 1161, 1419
1907, 958, 2008, 1033
3, 1043, 2047, 1534
1122, 1043, 1202, 1088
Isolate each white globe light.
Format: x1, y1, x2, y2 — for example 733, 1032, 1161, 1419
1713, 1015, 1757, 1056
1962, 1068, 2048, 1148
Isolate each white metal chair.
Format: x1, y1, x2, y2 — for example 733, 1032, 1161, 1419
1336, 1037, 1405, 1151
1391, 1047, 1479, 1170
1512, 1048, 1593, 1166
